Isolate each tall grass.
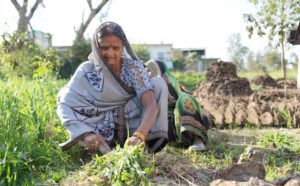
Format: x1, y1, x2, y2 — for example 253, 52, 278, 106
0, 78, 73, 185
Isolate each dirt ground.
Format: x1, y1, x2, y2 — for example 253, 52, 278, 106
151, 128, 300, 186
209, 127, 300, 145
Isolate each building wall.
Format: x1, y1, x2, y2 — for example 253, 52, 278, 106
29, 30, 52, 50
139, 44, 174, 69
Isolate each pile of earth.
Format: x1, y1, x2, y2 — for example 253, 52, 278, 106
196, 61, 253, 97
193, 61, 300, 128
252, 74, 297, 89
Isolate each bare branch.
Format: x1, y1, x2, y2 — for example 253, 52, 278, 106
74, 0, 109, 42
28, 0, 43, 21
10, 0, 21, 11
22, 0, 29, 9
93, 0, 109, 15
87, 0, 93, 11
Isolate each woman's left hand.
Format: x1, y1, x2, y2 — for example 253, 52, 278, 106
125, 136, 145, 147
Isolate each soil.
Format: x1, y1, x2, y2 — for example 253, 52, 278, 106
193, 61, 300, 129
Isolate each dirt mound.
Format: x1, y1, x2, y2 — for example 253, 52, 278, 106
251, 75, 297, 89
251, 75, 279, 88
195, 61, 252, 97
205, 61, 238, 81
195, 90, 300, 128
193, 62, 300, 128
276, 78, 297, 89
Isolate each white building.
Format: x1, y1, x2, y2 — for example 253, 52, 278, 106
137, 43, 174, 69
29, 30, 52, 50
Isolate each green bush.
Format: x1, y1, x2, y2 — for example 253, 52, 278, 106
0, 32, 60, 79
172, 71, 204, 92
58, 39, 91, 79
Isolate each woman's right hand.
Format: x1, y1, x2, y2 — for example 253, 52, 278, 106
83, 133, 111, 153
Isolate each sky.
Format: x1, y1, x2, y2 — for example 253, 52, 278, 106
0, 0, 297, 61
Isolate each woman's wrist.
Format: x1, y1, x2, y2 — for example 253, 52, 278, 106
81, 131, 94, 140
133, 131, 146, 142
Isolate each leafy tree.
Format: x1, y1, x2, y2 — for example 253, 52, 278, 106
244, 0, 300, 79
131, 44, 150, 63
263, 49, 281, 71
247, 51, 266, 72
184, 52, 198, 67
227, 33, 249, 71
59, 38, 91, 79
169, 50, 185, 71
0, 32, 60, 79
10, 0, 44, 33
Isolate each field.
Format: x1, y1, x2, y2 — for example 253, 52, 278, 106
1, 76, 300, 185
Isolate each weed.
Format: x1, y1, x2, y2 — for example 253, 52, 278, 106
67, 145, 154, 185
258, 131, 298, 151
278, 109, 293, 128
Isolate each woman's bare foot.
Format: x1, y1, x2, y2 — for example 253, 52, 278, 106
188, 137, 207, 151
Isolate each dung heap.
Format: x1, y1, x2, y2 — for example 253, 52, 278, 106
194, 61, 252, 97
251, 74, 279, 88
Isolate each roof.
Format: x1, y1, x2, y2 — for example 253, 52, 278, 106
173, 47, 205, 51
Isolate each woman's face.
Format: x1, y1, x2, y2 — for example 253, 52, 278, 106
99, 35, 123, 67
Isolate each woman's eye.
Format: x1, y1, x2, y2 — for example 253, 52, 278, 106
100, 46, 109, 50
113, 46, 121, 50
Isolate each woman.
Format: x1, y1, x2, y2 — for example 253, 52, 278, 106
57, 22, 168, 153
145, 59, 210, 151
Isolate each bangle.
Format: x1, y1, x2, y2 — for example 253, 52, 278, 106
133, 131, 146, 142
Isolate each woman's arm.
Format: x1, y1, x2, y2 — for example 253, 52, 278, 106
125, 90, 159, 146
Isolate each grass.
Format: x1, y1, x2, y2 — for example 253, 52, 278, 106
172, 71, 204, 92
1, 77, 300, 185
0, 77, 75, 185
238, 68, 297, 80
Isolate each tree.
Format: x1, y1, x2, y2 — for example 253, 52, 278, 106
131, 44, 150, 63
169, 50, 185, 71
10, 0, 44, 33
247, 51, 268, 72
74, 0, 110, 43
244, 0, 300, 79
227, 33, 249, 71
263, 49, 281, 71
184, 52, 198, 67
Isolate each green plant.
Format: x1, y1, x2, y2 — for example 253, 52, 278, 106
72, 145, 154, 185
278, 109, 293, 128
0, 32, 60, 79
0, 78, 73, 185
172, 71, 204, 92
258, 131, 297, 151
132, 44, 150, 63
58, 38, 91, 79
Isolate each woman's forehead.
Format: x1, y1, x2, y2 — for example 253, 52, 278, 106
99, 35, 123, 45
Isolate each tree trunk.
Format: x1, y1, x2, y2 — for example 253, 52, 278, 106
74, 0, 109, 43
280, 41, 286, 79
297, 50, 300, 88
11, 0, 43, 33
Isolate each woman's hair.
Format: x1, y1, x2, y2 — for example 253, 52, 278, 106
95, 22, 139, 61
96, 22, 127, 43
